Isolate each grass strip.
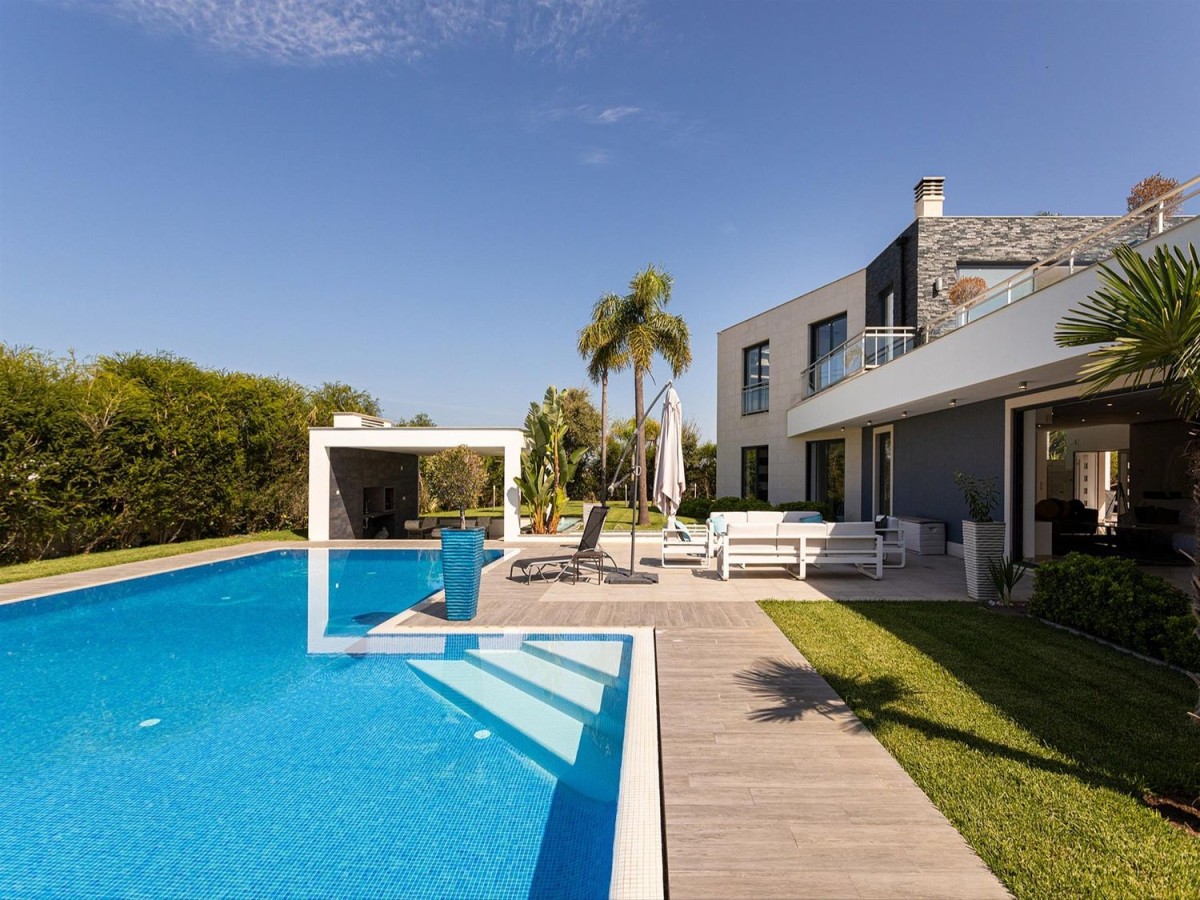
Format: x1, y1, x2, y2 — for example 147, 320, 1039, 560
760, 600, 1200, 899
0, 531, 304, 585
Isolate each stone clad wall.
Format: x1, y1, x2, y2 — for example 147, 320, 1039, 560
328, 448, 420, 539
914, 216, 1114, 329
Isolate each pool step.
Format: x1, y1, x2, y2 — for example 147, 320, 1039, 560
463, 648, 622, 735
408, 658, 621, 801
521, 640, 625, 686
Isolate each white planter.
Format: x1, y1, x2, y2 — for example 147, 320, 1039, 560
962, 520, 1006, 601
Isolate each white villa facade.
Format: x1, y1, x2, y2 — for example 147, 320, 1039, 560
718, 176, 1199, 559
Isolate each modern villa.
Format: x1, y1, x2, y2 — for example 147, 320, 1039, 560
718, 175, 1199, 559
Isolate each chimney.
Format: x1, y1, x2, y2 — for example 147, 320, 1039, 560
914, 177, 945, 218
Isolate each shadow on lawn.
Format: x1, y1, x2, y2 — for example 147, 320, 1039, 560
839, 602, 1200, 797
735, 655, 1125, 790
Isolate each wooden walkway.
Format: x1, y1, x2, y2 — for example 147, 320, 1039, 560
2, 541, 1009, 898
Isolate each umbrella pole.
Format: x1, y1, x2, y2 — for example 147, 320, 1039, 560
605, 380, 672, 586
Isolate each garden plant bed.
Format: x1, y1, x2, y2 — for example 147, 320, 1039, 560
760, 600, 1200, 898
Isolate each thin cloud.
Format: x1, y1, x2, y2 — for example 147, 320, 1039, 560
594, 105, 640, 124
579, 148, 610, 165
72, 0, 639, 64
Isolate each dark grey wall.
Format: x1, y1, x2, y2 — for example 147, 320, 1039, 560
889, 399, 1006, 544
328, 449, 420, 539
864, 222, 919, 329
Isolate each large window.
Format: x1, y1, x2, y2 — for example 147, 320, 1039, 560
807, 439, 845, 520
809, 314, 848, 392
875, 429, 893, 517
742, 342, 769, 414
741, 445, 769, 502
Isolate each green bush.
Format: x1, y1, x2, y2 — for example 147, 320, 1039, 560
1030, 553, 1199, 669
710, 495, 774, 512
775, 499, 836, 522
676, 497, 713, 520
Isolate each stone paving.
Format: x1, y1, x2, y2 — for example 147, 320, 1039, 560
1, 539, 1011, 898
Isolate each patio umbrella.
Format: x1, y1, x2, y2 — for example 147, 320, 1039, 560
653, 386, 686, 529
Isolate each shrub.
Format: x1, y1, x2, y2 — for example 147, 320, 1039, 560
948, 276, 987, 305
710, 495, 774, 512
775, 499, 836, 522
676, 497, 713, 521
1030, 553, 1199, 669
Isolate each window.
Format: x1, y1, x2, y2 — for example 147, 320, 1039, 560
807, 439, 845, 520
875, 428, 894, 517
742, 342, 769, 414
809, 314, 848, 392
741, 446, 769, 502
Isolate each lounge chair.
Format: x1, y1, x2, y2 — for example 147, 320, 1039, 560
661, 523, 710, 567
509, 506, 617, 584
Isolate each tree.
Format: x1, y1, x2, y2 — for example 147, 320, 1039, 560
588, 266, 692, 524
578, 294, 630, 502
306, 382, 380, 426
423, 445, 488, 529
1055, 242, 1200, 721
1127, 173, 1183, 216
559, 386, 602, 499
514, 387, 586, 534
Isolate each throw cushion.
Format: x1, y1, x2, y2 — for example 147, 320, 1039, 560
710, 514, 727, 536
676, 525, 692, 542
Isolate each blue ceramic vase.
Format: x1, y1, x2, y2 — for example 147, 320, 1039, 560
440, 526, 485, 620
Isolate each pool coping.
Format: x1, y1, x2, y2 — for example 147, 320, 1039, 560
373, 624, 665, 900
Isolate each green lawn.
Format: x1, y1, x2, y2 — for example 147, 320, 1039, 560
436, 500, 692, 531
0, 531, 304, 585
760, 601, 1200, 899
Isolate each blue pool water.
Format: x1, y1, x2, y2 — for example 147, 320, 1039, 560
0, 550, 630, 898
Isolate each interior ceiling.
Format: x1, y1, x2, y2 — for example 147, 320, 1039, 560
1039, 389, 1179, 429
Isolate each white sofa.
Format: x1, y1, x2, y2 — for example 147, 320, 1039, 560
716, 520, 883, 581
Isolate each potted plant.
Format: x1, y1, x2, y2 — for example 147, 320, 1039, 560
425, 445, 489, 620
955, 471, 1005, 602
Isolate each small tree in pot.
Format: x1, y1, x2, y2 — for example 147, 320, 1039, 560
955, 471, 1006, 602
425, 445, 489, 620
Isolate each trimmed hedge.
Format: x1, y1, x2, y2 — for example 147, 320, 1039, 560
1030, 553, 1199, 669
676, 497, 713, 520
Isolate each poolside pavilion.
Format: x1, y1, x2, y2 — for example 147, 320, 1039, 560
307, 413, 526, 542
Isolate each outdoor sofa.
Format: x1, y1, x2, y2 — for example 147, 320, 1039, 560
715, 519, 884, 581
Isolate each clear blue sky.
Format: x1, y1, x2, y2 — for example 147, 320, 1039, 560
3, 1, 1197, 439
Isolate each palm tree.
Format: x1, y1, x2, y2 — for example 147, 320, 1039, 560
604, 265, 692, 525
1055, 241, 1200, 721
578, 293, 629, 502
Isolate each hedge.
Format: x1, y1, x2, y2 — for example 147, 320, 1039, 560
1030, 553, 1199, 670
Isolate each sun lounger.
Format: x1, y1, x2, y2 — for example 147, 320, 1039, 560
510, 506, 617, 584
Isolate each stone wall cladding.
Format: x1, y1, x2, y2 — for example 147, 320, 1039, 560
864, 222, 919, 328
914, 216, 1115, 330
328, 448, 419, 539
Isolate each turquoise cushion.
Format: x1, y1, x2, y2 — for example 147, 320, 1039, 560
710, 514, 727, 536
676, 526, 692, 542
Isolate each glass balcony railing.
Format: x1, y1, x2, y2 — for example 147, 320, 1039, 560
742, 383, 769, 414
804, 328, 917, 397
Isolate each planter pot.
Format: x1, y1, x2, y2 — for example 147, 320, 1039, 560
440, 527, 486, 621
962, 520, 1007, 602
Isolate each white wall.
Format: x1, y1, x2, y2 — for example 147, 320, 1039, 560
716, 270, 865, 501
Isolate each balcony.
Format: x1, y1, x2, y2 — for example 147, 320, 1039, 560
797, 174, 1200, 402
803, 328, 917, 397
742, 382, 769, 414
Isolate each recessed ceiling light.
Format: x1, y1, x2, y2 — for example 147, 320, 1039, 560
1081, 418, 1086, 422
866, 420, 873, 426
1106, 402, 1113, 407
902, 411, 908, 418
1018, 382, 1027, 391
949, 399, 957, 407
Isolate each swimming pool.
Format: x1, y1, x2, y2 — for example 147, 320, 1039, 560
0, 549, 661, 898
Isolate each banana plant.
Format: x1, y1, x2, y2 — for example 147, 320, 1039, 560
515, 387, 587, 533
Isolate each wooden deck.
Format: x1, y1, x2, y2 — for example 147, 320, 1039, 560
1, 540, 1009, 898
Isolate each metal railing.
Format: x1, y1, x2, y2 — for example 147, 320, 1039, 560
798, 174, 1200, 399
803, 327, 917, 396
742, 382, 769, 414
